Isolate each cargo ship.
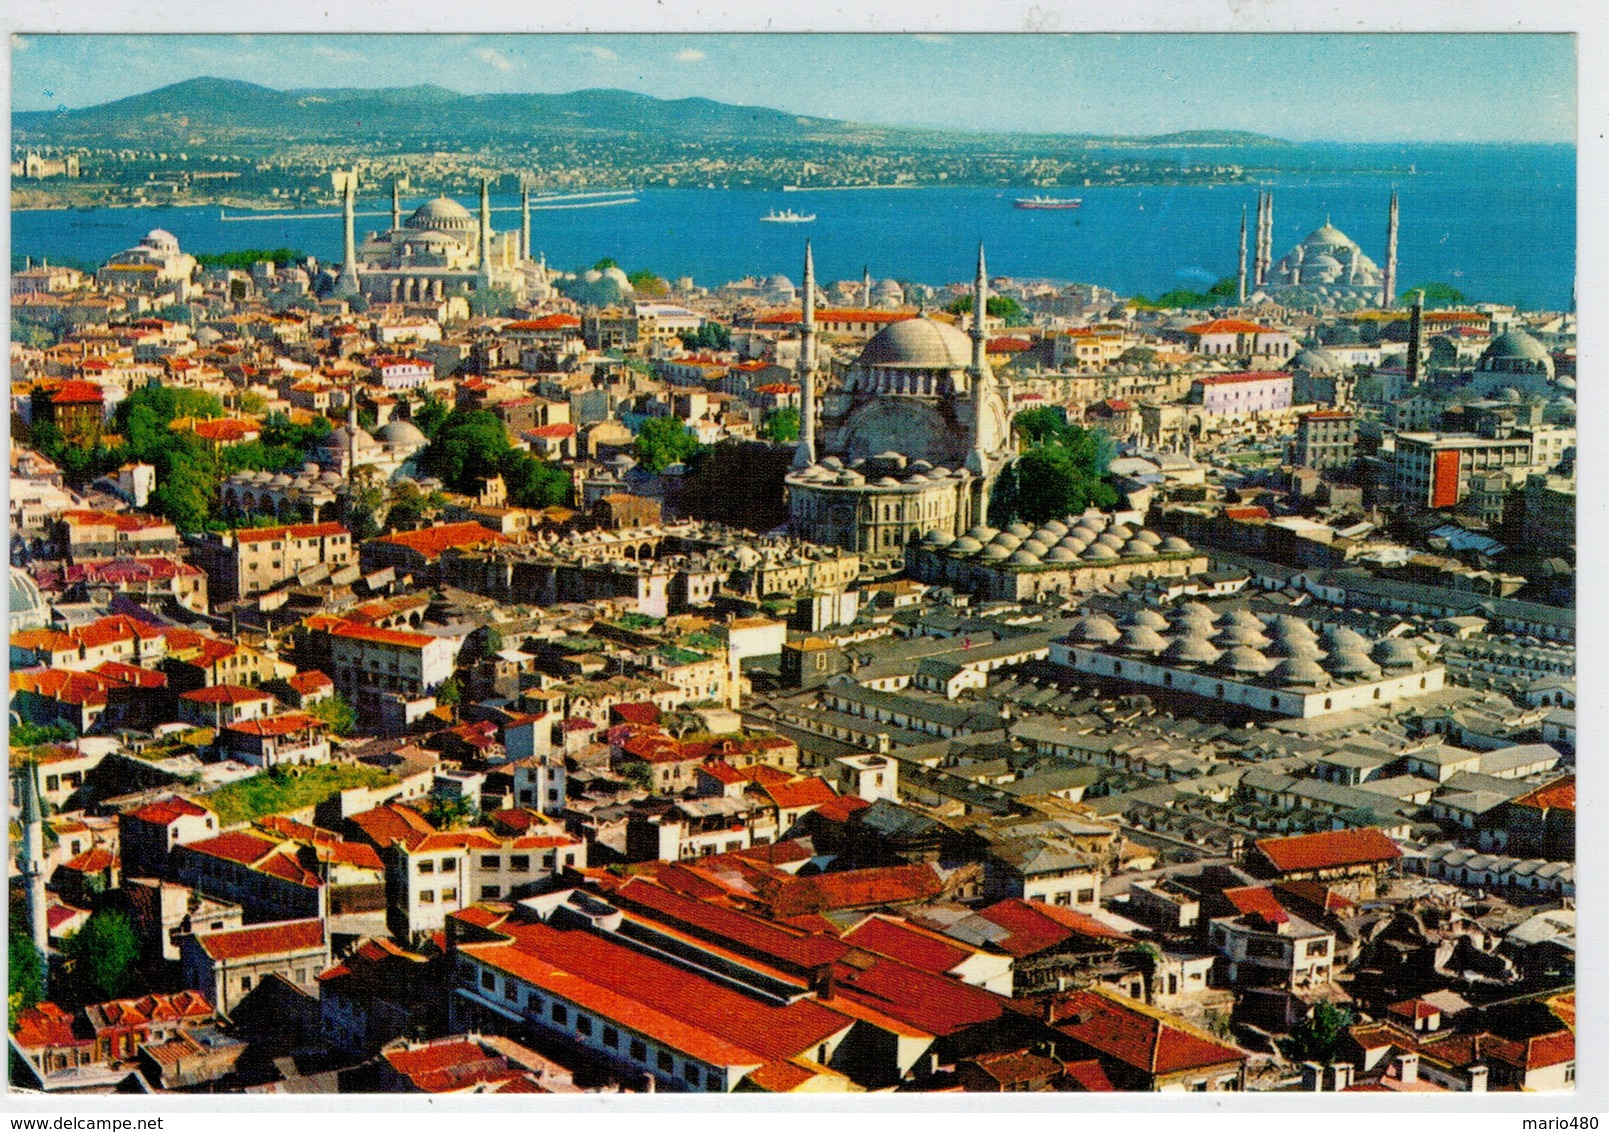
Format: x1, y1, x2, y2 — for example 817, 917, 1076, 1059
761, 209, 816, 223
1014, 196, 1082, 210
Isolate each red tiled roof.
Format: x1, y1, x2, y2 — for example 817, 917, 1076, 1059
377, 521, 509, 560
841, 915, 975, 975
971, 898, 1131, 957
62, 848, 118, 873
13, 1003, 89, 1051
527, 423, 576, 439
1254, 827, 1402, 874
1511, 776, 1574, 812
1484, 1030, 1574, 1072
810, 795, 872, 824
1062, 1058, 1117, 1092
60, 509, 171, 532
1223, 885, 1290, 926
50, 379, 106, 404
327, 621, 438, 648
225, 712, 324, 737
191, 418, 260, 442
129, 796, 211, 826
1052, 988, 1245, 1076
288, 670, 334, 693
760, 776, 839, 811
196, 919, 325, 961
184, 831, 281, 867
1184, 319, 1272, 336
505, 314, 581, 332
766, 863, 945, 918
181, 684, 273, 705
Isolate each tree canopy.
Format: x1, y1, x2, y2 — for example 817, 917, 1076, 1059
62, 909, 141, 1003
681, 322, 732, 352
992, 414, 1119, 525
634, 416, 703, 473
946, 293, 1028, 326
759, 407, 800, 443
1284, 1002, 1355, 1065
308, 692, 358, 737
8, 923, 44, 1029
1131, 276, 1238, 311
1397, 282, 1468, 309
677, 441, 794, 531
418, 407, 572, 508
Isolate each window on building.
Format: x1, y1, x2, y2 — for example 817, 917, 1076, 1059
542, 852, 556, 869
682, 1063, 701, 1087
576, 1014, 593, 1037
629, 1039, 647, 1062
240, 976, 252, 991
441, 887, 458, 902
1304, 939, 1329, 957
419, 891, 435, 904
481, 855, 500, 869
417, 860, 435, 874
481, 885, 501, 899
481, 969, 496, 991
602, 1026, 620, 1049
657, 1051, 674, 1074
550, 1002, 568, 1025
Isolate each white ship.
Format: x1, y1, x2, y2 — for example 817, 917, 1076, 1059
761, 209, 817, 223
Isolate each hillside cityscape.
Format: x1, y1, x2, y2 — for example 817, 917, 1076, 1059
8, 53, 1576, 1100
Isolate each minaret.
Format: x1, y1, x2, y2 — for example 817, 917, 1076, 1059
966, 244, 994, 523
1237, 204, 1248, 303
862, 265, 872, 308
333, 173, 361, 298
1406, 289, 1425, 387
521, 181, 533, 262
1252, 194, 1265, 287
391, 177, 401, 231
792, 242, 818, 470
478, 176, 493, 286
347, 375, 360, 475
1263, 192, 1275, 285
1382, 188, 1400, 308
18, 767, 49, 972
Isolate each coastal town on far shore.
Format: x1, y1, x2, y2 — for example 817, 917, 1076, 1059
7, 119, 1576, 1099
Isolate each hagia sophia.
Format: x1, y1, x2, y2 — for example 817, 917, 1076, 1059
785, 244, 1018, 556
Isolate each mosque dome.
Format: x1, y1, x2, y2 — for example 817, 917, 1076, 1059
950, 536, 983, 554
856, 315, 975, 369
1480, 329, 1551, 370
1290, 347, 1344, 375
767, 274, 796, 291
406, 196, 477, 232
967, 525, 998, 543
1267, 636, 1325, 660
1325, 649, 1381, 679
1122, 539, 1157, 558
921, 529, 955, 548
1082, 543, 1119, 560
1214, 623, 1273, 650
1159, 536, 1194, 555
1046, 547, 1080, 563
1006, 522, 1034, 539
10, 568, 47, 632
1042, 520, 1070, 537
1097, 532, 1128, 550
992, 533, 1023, 551
1022, 539, 1052, 557
1132, 529, 1163, 547
1304, 223, 1356, 249
1170, 602, 1218, 630
1008, 550, 1043, 566
981, 544, 1012, 561
376, 419, 428, 446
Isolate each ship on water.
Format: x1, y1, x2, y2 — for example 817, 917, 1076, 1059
761, 209, 817, 223
1014, 196, 1082, 210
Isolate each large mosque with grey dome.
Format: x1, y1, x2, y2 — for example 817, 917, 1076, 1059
785, 245, 1018, 555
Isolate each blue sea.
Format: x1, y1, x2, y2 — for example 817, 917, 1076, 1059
10, 143, 1575, 310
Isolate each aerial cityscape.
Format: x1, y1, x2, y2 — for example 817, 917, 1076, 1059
6, 33, 1578, 1100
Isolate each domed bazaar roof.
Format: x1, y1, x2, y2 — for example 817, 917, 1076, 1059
377, 419, 428, 446
1163, 634, 1222, 666
1218, 646, 1272, 675
1122, 608, 1171, 630
1482, 329, 1551, 365
1272, 658, 1331, 686
1071, 614, 1121, 644
1118, 625, 1169, 654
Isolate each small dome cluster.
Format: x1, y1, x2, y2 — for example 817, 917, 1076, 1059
931, 511, 1192, 568
803, 455, 969, 490
1075, 603, 1427, 687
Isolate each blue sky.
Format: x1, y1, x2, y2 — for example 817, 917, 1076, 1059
9, 33, 1576, 143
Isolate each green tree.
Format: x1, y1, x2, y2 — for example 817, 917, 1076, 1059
1013, 406, 1076, 447
238, 390, 268, 415
627, 270, 670, 298
501, 450, 572, 508
1285, 1001, 1355, 1065
995, 419, 1120, 525
592, 257, 619, 272
760, 407, 800, 443
1398, 282, 1468, 309
194, 248, 307, 271
620, 761, 654, 791
414, 396, 449, 439
947, 293, 1028, 326
436, 676, 463, 707
11, 318, 57, 349
634, 416, 703, 473
62, 909, 140, 1002
10, 720, 77, 747
420, 409, 513, 493
308, 692, 358, 737
1119, 346, 1159, 366
681, 323, 732, 352
8, 922, 45, 1029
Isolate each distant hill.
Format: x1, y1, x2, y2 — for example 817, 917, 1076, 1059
13, 77, 1291, 150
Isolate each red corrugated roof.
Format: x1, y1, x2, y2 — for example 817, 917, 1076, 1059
1184, 319, 1271, 336
1195, 371, 1290, 387
130, 796, 211, 825
1052, 988, 1245, 1076
234, 521, 348, 544
841, 915, 974, 975
1223, 885, 1291, 925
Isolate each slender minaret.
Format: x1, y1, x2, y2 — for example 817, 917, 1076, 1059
966, 244, 994, 522
521, 181, 533, 262
347, 376, 360, 474
1252, 194, 1266, 287
792, 242, 818, 470
18, 767, 48, 972
1237, 204, 1248, 303
1382, 189, 1400, 308
391, 177, 401, 231
478, 176, 493, 286
333, 173, 361, 298
862, 265, 872, 308
1406, 288, 1425, 387
1263, 192, 1275, 284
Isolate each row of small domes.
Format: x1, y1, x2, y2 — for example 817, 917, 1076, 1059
1067, 608, 1425, 686
924, 516, 1193, 564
